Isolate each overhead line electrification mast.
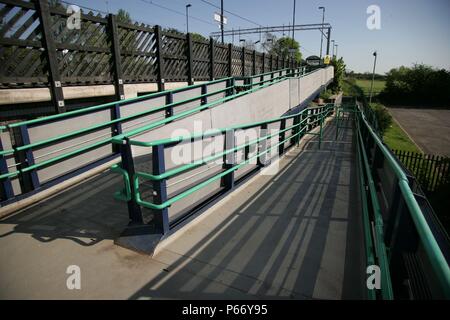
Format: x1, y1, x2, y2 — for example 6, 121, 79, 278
210, 23, 333, 56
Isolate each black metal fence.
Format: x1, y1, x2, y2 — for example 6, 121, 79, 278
392, 149, 450, 194
0, 0, 296, 113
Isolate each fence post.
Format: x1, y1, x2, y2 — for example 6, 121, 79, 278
223, 130, 235, 190
209, 37, 215, 80
262, 52, 265, 73
35, 0, 65, 113
154, 25, 165, 91
241, 47, 246, 77
186, 33, 194, 85
252, 50, 256, 75
201, 84, 208, 105
152, 144, 170, 234
228, 43, 233, 77
165, 92, 174, 118
108, 14, 125, 101
270, 54, 273, 71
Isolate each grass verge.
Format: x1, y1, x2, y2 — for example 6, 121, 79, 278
383, 118, 421, 153
354, 79, 386, 95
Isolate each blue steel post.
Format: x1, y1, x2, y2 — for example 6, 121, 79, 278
299, 112, 306, 144
227, 77, 235, 96
291, 114, 301, 146
201, 84, 208, 105
223, 130, 235, 190
278, 119, 286, 155
152, 144, 170, 234
111, 103, 122, 153
19, 125, 40, 191
258, 123, 270, 167
165, 92, 174, 118
0, 137, 14, 200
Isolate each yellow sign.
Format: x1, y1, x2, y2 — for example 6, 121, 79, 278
324, 55, 331, 65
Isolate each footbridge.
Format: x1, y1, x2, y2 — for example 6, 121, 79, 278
0, 65, 449, 300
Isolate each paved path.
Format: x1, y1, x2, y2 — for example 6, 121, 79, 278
388, 108, 450, 156
0, 121, 366, 299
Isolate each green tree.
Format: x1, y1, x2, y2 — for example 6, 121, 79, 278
382, 64, 450, 106
191, 33, 208, 42
329, 56, 346, 93
117, 9, 132, 24
370, 103, 392, 134
269, 37, 302, 63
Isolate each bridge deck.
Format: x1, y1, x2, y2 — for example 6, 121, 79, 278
0, 120, 366, 299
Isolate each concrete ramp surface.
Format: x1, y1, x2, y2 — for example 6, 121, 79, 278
0, 122, 366, 299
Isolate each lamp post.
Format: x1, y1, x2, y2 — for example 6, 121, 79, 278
318, 6, 325, 59
334, 43, 338, 59
369, 51, 378, 104
292, 0, 296, 40
186, 4, 191, 34
291, 0, 296, 61
331, 39, 335, 57
221, 0, 224, 44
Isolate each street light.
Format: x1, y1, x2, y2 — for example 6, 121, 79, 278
291, 0, 297, 61
318, 6, 325, 59
186, 4, 191, 34
369, 51, 378, 104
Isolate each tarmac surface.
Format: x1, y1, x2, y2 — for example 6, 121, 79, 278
388, 108, 450, 156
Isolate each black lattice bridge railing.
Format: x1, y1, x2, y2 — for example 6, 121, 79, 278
0, 0, 298, 114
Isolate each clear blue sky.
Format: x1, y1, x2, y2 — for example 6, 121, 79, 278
67, 0, 450, 74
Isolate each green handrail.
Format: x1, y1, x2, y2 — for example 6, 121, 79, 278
111, 164, 131, 202
8, 77, 233, 129
356, 119, 394, 299
111, 71, 310, 143
121, 104, 334, 210
355, 127, 377, 300
1, 68, 311, 180
357, 103, 450, 298
123, 103, 333, 148
133, 120, 307, 182
134, 124, 309, 210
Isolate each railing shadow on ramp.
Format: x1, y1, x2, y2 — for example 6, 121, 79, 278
125, 124, 367, 300
0, 122, 367, 299
0, 172, 128, 246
